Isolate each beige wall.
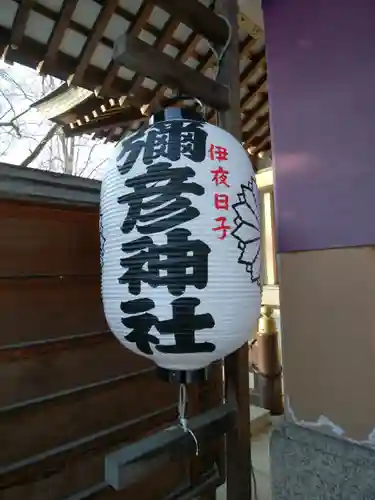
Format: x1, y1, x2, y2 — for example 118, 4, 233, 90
280, 248, 375, 442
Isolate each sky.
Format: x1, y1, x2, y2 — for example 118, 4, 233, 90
0, 60, 113, 179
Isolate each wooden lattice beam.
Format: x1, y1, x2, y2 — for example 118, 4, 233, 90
37, 0, 79, 75
3, 0, 34, 62
251, 125, 270, 145
243, 113, 269, 146
98, 1, 155, 97
113, 34, 229, 110
99, 37, 268, 149
23, 0, 205, 67
242, 94, 268, 129
143, 31, 206, 115
146, 32, 259, 118
2, 0, 270, 153
53, 96, 106, 125
121, 15, 180, 106
207, 53, 265, 123
253, 136, 271, 155
240, 50, 266, 87
241, 74, 267, 110
239, 35, 258, 59
66, 107, 144, 136
243, 125, 269, 150
68, 0, 119, 86
0, 24, 148, 100
149, 0, 230, 46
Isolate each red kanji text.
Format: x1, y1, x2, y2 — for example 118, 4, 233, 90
212, 216, 231, 240
210, 166, 230, 187
214, 193, 229, 211
209, 144, 228, 161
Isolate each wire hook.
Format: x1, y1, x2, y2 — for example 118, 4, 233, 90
178, 383, 199, 456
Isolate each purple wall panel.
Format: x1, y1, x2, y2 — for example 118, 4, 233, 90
263, 0, 375, 252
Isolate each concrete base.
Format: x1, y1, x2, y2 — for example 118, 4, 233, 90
271, 420, 375, 500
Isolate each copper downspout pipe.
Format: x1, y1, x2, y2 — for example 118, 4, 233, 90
249, 306, 283, 415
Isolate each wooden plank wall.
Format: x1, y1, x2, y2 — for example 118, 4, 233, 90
0, 199, 222, 499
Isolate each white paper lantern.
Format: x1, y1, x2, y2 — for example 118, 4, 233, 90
100, 107, 261, 380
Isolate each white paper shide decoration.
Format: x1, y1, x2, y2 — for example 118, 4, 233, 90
100, 109, 261, 375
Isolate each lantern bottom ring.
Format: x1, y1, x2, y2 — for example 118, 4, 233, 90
157, 367, 208, 385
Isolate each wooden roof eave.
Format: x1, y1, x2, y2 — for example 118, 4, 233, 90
6, 0, 270, 153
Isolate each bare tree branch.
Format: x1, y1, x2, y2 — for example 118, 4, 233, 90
20, 123, 60, 168
1, 64, 111, 177
85, 157, 108, 178
77, 142, 100, 176
0, 120, 22, 137
0, 103, 33, 138
0, 69, 35, 101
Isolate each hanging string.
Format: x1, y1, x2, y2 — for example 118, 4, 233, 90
193, 97, 204, 117
164, 13, 231, 122
177, 383, 199, 456
203, 14, 232, 123
168, 94, 204, 119
211, 15, 232, 82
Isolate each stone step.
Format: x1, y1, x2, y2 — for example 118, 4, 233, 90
250, 405, 271, 437
216, 415, 272, 500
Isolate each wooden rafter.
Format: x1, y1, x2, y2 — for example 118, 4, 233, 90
3, 0, 33, 62
98, 1, 155, 97
241, 74, 267, 111
243, 113, 269, 146
145, 31, 209, 115
253, 135, 271, 155
21, 0, 190, 69
123, 0, 225, 114
110, 1, 199, 48
121, 16, 180, 107
113, 35, 229, 110
5, 0, 270, 154
24, 0, 212, 98
66, 108, 144, 136
0, 24, 127, 98
3, 1, 265, 91
55, 97, 106, 125
149, 0, 229, 46
205, 43, 265, 118
244, 123, 270, 150
240, 35, 258, 59
37, 0, 79, 75
242, 94, 268, 129
240, 50, 266, 87
146, 32, 258, 117
251, 125, 270, 145
68, 0, 119, 86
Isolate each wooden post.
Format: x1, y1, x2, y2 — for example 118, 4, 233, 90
216, 0, 252, 498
